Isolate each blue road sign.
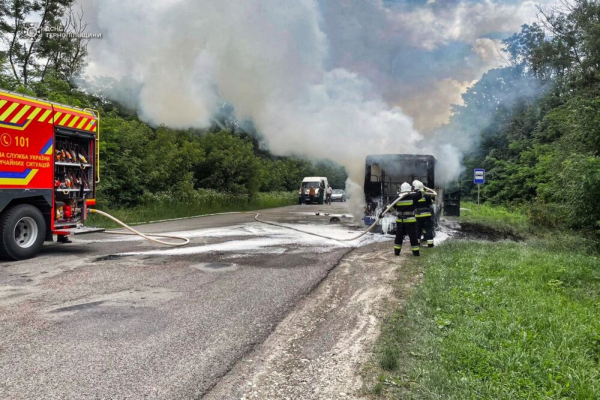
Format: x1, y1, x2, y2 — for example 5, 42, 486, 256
474, 168, 485, 184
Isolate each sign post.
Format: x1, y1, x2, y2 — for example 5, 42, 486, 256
474, 168, 485, 204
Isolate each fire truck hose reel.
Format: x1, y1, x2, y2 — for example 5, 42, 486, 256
254, 192, 409, 243
89, 209, 190, 247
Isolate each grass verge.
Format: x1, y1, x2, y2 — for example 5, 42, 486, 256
365, 206, 600, 399
460, 201, 531, 237
86, 191, 297, 228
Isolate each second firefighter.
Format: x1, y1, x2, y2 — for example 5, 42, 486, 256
413, 180, 435, 248
392, 182, 422, 256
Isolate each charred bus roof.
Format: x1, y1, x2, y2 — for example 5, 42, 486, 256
365, 154, 435, 165
364, 154, 436, 202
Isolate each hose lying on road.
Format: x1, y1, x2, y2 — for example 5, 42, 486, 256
90, 190, 427, 247
89, 209, 190, 247
254, 192, 410, 243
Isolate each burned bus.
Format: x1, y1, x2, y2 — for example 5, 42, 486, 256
363, 154, 459, 233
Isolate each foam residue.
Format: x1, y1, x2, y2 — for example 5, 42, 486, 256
116, 222, 391, 257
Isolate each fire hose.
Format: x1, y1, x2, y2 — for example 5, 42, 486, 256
254, 186, 437, 243
89, 209, 190, 247
88, 186, 436, 247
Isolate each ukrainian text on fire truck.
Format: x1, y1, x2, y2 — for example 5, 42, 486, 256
0, 152, 51, 169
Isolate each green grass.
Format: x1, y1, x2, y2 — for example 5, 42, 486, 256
367, 204, 600, 399
460, 201, 531, 236
86, 191, 297, 228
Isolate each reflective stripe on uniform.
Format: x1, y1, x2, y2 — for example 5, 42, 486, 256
394, 245, 401, 250
396, 217, 416, 223
418, 198, 426, 202
396, 200, 413, 206
416, 213, 432, 218
427, 240, 434, 244
411, 246, 420, 251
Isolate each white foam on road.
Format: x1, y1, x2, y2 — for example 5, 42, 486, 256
117, 222, 392, 257
82, 218, 453, 257
77, 224, 261, 244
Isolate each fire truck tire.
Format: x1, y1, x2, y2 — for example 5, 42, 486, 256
0, 204, 46, 261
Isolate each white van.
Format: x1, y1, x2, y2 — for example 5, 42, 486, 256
299, 176, 328, 204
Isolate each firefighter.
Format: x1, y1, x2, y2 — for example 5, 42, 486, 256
391, 182, 422, 256
413, 180, 435, 248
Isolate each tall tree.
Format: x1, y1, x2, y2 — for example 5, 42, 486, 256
0, 0, 88, 87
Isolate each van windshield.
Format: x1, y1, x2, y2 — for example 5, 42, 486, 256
303, 181, 321, 189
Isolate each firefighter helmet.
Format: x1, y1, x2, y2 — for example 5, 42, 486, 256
400, 182, 412, 193
412, 180, 424, 190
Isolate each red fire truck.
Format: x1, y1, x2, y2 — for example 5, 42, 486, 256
0, 89, 103, 261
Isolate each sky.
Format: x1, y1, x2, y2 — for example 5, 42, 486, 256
317, 0, 551, 132
78, 0, 556, 185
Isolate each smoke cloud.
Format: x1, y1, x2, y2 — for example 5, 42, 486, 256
79, 0, 555, 190
81, 0, 425, 182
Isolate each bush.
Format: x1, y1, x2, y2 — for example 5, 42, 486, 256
527, 201, 569, 229
538, 155, 600, 230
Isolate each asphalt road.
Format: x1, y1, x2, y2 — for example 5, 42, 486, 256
0, 202, 380, 399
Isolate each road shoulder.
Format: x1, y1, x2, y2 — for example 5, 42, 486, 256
205, 241, 419, 399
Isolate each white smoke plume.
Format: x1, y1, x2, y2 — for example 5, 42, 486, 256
345, 178, 367, 221
79, 0, 555, 206
80, 0, 456, 183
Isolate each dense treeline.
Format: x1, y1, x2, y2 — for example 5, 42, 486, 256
0, 0, 347, 208
452, 0, 600, 230
98, 113, 347, 206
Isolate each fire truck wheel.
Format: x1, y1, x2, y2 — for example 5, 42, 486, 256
0, 204, 46, 261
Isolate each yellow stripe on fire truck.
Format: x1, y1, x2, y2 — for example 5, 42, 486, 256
67, 116, 80, 127
51, 112, 63, 124
28, 107, 42, 121
59, 114, 71, 126
0, 98, 97, 131
10, 105, 31, 123
38, 109, 52, 122
0, 103, 19, 121
76, 118, 88, 129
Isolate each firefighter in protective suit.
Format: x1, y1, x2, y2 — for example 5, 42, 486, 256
413, 180, 435, 248
392, 182, 422, 256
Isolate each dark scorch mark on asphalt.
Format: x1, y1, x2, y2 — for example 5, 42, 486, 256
52, 301, 105, 313
93, 254, 127, 262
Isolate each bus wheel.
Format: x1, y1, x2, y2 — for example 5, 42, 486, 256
0, 204, 46, 261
